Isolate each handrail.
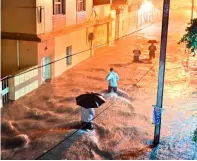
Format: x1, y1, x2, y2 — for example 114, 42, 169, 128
0, 75, 12, 82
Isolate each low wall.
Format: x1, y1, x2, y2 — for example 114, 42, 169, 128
0, 82, 2, 108
8, 66, 39, 100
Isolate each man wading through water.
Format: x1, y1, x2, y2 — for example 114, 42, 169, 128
148, 43, 157, 60
106, 68, 119, 93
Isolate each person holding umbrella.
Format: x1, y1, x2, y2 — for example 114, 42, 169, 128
148, 40, 157, 60
81, 107, 95, 130
76, 92, 106, 130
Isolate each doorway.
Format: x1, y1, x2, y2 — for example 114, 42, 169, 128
42, 55, 51, 81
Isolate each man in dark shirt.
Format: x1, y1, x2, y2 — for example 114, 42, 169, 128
148, 43, 157, 60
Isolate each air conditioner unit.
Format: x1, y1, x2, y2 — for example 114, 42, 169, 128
88, 33, 95, 41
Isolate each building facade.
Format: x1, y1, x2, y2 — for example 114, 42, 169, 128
111, 0, 161, 41
1, 0, 112, 101
1, 0, 161, 104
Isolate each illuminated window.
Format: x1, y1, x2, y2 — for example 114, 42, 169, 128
53, 0, 65, 15
77, 0, 85, 11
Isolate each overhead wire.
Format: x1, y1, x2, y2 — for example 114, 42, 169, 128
2, 23, 161, 159
1, 23, 154, 81
35, 60, 160, 160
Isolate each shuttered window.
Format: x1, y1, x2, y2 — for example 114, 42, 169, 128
53, 0, 65, 15
77, 0, 85, 11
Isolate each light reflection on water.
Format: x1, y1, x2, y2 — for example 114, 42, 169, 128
139, 95, 197, 160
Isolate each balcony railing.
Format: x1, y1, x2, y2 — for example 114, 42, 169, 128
9, 66, 39, 101
1, 76, 10, 105
1, 66, 39, 105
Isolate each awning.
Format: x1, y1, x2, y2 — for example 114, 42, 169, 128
1, 32, 41, 42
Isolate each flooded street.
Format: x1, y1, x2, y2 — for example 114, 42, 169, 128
139, 95, 197, 160
1, 6, 197, 160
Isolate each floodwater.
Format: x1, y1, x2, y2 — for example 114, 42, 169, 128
139, 95, 197, 160
1, 7, 197, 160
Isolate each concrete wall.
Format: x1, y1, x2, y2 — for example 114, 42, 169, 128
2, 0, 111, 34
119, 7, 129, 37
1, 40, 18, 77
115, 12, 120, 39
54, 28, 91, 77
2, 39, 40, 101
111, 10, 116, 41
66, 0, 77, 26
1, 40, 38, 77
86, 0, 94, 16
9, 66, 39, 100
2, 0, 87, 34
128, 5, 139, 34
36, 0, 53, 34
113, 2, 161, 40
1, 0, 37, 34
77, 11, 87, 24
77, 0, 93, 24
19, 41, 38, 68
94, 4, 111, 20
94, 24, 108, 47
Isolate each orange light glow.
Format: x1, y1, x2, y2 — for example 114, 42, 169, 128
140, 1, 153, 12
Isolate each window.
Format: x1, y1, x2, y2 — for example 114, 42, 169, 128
66, 46, 72, 65
53, 0, 65, 15
77, 0, 85, 11
42, 56, 51, 80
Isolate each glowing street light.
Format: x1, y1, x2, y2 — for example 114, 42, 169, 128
139, 1, 154, 24
140, 1, 154, 12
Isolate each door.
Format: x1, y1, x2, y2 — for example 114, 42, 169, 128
1, 76, 9, 104
42, 55, 51, 81
66, 46, 72, 65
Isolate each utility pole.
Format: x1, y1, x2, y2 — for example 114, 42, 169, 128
191, 0, 194, 19
153, 0, 170, 145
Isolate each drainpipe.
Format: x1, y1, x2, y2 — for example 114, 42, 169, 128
191, 0, 194, 20
91, 40, 94, 56
16, 40, 20, 69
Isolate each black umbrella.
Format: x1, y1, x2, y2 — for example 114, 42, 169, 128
76, 92, 106, 109
148, 40, 158, 43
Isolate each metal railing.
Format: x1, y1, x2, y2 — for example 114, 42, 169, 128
1, 76, 10, 104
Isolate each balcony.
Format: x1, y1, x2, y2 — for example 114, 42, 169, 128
8, 66, 39, 101
77, 11, 86, 24
93, 4, 111, 20
52, 14, 66, 31
93, 0, 111, 6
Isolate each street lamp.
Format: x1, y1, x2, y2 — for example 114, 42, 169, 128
140, 1, 154, 23
141, 1, 153, 12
